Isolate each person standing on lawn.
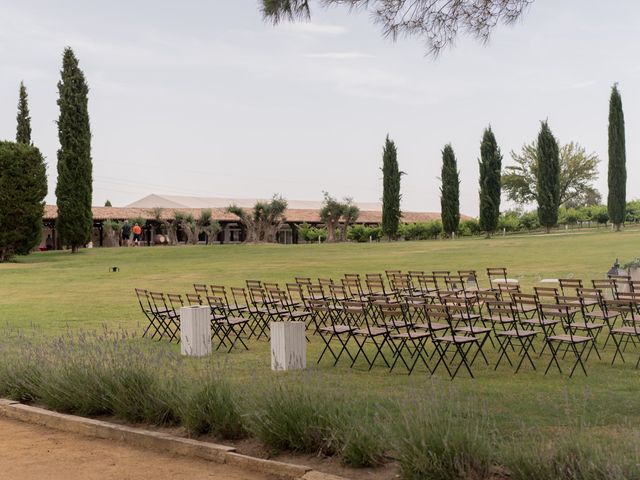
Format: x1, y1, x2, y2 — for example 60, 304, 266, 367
121, 220, 131, 247
132, 223, 142, 246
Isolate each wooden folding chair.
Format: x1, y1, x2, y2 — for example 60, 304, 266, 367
206, 295, 249, 352
539, 302, 594, 377
342, 276, 368, 302
603, 298, 640, 368
348, 301, 391, 370
424, 303, 479, 379
486, 267, 508, 291
558, 278, 583, 296
385, 304, 431, 375
485, 300, 537, 372
148, 291, 179, 342
313, 298, 357, 366
135, 288, 160, 339
443, 294, 491, 365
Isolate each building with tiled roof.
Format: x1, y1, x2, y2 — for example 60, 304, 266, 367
42, 195, 465, 248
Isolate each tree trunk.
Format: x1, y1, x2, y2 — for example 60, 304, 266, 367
326, 223, 337, 242
71, 245, 79, 253
545, 226, 551, 234
615, 223, 622, 232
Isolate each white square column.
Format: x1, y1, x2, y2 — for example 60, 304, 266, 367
270, 321, 306, 371
180, 306, 211, 357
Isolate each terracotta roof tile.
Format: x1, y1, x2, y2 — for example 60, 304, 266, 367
43, 205, 466, 224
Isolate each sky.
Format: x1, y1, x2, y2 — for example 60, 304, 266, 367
0, 0, 639, 216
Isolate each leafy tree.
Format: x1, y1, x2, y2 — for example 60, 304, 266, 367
261, 0, 533, 56
340, 198, 360, 241
502, 141, 600, 208
55, 47, 93, 253
197, 209, 221, 244
536, 121, 561, 233
440, 144, 460, 237
381, 135, 403, 240
0, 142, 48, 261
228, 195, 287, 243
478, 127, 502, 237
16, 81, 32, 145
608, 84, 626, 231
320, 192, 345, 243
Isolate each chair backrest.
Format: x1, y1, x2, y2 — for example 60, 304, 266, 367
185, 293, 202, 305
486, 267, 508, 289
444, 275, 466, 292
263, 282, 280, 291
230, 287, 248, 307
286, 282, 307, 305
295, 277, 312, 285
248, 286, 268, 305
458, 270, 481, 290
306, 284, 327, 300
604, 298, 640, 331
194, 283, 209, 296
166, 293, 184, 311
385, 270, 402, 283
534, 286, 559, 303
592, 279, 618, 299
476, 290, 500, 303
206, 295, 227, 317
246, 279, 263, 290
269, 288, 294, 310
390, 274, 413, 294
342, 300, 369, 327
423, 303, 455, 336
558, 278, 583, 295
210, 285, 229, 305
135, 288, 151, 310
342, 277, 365, 298
377, 301, 406, 325
329, 284, 350, 302
415, 274, 439, 294
497, 283, 521, 300
366, 277, 387, 295
576, 287, 604, 308
511, 292, 538, 313
485, 299, 520, 331
343, 273, 361, 281
149, 291, 168, 314
318, 278, 335, 287
407, 270, 425, 279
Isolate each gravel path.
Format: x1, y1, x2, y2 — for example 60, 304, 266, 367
0, 416, 276, 480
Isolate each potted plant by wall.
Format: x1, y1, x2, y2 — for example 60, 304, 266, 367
622, 258, 640, 281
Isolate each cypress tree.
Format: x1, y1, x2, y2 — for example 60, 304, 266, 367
536, 120, 560, 233
16, 81, 32, 145
440, 144, 460, 237
55, 47, 93, 253
478, 127, 502, 237
608, 84, 626, 231
381, 135, 402, 240
0, 142, 48, 261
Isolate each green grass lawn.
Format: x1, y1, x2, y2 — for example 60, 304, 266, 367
1, 229, 640, 461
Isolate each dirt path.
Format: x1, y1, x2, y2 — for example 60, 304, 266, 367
0, 416, 276, 480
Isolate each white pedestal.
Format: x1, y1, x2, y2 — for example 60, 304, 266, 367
270, 321, 306, 371
180, 306, 211, 357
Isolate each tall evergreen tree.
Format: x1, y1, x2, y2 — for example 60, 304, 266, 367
608, 83, 626, 231
440, 144, 460, 237
16, 81, 32, 145
478, 127, 502, 237
55, 47, 93, 253
0, 142, 48, 261
536, 120, 560, 233
381, 135, 402, 240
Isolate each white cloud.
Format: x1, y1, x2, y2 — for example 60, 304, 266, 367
303, 52, 374, 59
281, 22, 348, 35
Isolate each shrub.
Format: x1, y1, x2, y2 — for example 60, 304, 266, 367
246, 382, 340, 454
458, 219, 480, 236
400, 221, 442, 240
518, 211, 540, 230
347, 225, 381, 242
498, 211, 521, 232
297, 222, 327, 242
181, 374, 246, 439
393, 401, 495, 480
503, 433, 640, 480
0, 353, 41, 402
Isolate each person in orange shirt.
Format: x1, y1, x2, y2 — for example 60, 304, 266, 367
132, 223, 142, 246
